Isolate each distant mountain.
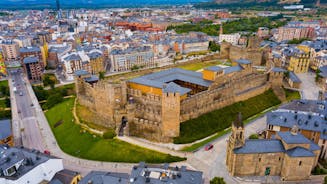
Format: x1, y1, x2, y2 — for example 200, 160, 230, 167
0, 0, 209, 10
214, 0, 318, 5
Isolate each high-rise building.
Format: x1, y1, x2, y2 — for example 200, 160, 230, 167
1, 40, 20, 61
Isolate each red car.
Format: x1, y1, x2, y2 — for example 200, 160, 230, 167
44, 150, 51, 155
204, 144, 214, 151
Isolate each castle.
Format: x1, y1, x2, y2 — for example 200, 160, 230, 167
75, 59, 284, 142
226, 113, 320, 181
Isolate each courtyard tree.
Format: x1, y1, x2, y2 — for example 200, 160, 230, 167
210, 177, 226, 184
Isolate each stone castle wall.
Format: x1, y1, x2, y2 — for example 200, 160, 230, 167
220, 40, 269, 66
76, 61, 282, 142
180, 73, 269, 122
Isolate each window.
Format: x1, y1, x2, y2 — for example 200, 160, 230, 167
259, 158, 261, 162
279, 157, 281, 161
299, 161, 302, 166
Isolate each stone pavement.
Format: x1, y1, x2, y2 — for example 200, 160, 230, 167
297, 72, 321, 100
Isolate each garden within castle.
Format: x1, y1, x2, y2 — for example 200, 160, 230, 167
75, 59, 284, 142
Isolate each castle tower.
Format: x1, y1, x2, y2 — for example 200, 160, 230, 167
226, 113, 245, 174
161, 91, 181, 142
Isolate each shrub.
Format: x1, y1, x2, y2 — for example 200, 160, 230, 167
324, 176, 327, 184
210, 177, 226, 184
312, 166, 327, 175
249, 134, 259, 139
42, 93, 64, 110
103, 129, 117, 139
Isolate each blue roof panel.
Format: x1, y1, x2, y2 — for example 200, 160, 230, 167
286, 147, 315, 157
234, 139, 285, 154
277, 131, 311, 144
0, 119, 11, 140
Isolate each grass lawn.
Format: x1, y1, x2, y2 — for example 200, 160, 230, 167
0, 110, 11, 119
45, 98, 185, 163
178, 60, 223, 71
181, 104, 280, 152
0, 80, 9, 98
284, 88, 301, 102
174, 89, 281, 144
0, 99, 7, 108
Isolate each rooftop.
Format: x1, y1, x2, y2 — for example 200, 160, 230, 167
0, 145, 59, 180
23, 56, 39, 64
277, 131, 311, 144
279, 100, 327, 117
235, 59, 251, 65
286, 147, 315, 157
0, 119, 11, 140
79, 171, 129, 184
50, 169, 80, 184
234, 139, 285, 154
129, 68, 212, 95
19, 47, 41, 53
289, 72, 301, 83
130, 162, 203, 184
267, 110, 326, 133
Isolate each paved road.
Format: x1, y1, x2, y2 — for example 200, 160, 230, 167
10, 69, 45, 151
190, 116, 267, 184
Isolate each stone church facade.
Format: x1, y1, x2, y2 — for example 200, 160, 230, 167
226, 114, 320, 181
75, 59, 284, 142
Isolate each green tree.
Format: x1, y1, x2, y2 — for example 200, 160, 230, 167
316, 69, 321, 82
33, 86, 49, 101
324, 176, 327, 184
42, 93, 63, 110
249, 134, 259, 139
131, 65, 140, 71
43, 75, 56, 89
209, 41, 220, 52
0, 85, 9, 97
4, 97, 10, 107
99, 71, 105, 80
210, 177, 226, 184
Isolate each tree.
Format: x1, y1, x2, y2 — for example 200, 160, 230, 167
210, 177, 226, 184
99, 71, 105, 80
316, 69, 321, 82
43, 75, 56, 89
324, 175, 327, 184
42, 93, 63, 110
131, 65, 140, 71
209, 41, 220, 52
249, 134, 259, 139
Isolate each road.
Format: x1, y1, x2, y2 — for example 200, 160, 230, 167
189, 116, 267, 184
9, 69, 45, 151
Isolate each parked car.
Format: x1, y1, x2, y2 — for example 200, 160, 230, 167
19, 92, 23, 96
204, 144, 214, 151
44, 150, 51, 155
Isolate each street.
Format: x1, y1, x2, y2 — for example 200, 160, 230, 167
9, 69, 45, 151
